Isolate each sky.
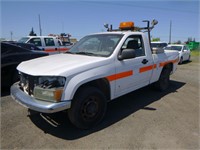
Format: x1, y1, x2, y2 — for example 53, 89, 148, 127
1, 0, 199, 43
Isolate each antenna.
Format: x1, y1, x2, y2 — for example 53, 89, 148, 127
169, 20, 172, 44
39, 14, 42, 36
10, 31, 13, 41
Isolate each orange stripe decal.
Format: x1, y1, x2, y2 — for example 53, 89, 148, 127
106, 58, 178, 82
44, 47, 69, 52
159, 58, 179, 67
58, 47, 69, 51
139, 64, 157, 73
106, 70, 133, 82
44, 49, 56, 52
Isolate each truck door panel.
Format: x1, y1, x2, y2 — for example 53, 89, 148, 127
115, 35, 154, 96
44, 37, 57, 52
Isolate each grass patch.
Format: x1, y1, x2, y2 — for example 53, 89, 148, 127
191, 49, 200, 56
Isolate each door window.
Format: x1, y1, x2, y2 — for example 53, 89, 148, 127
28, 38, 42, 47
44, 38, 55, 46
121, 35, 145, 57
184, 46, 189, 51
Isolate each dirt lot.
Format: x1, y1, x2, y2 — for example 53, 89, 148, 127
1, 57, 199, 149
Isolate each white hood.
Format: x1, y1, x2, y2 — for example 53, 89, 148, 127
17, 54, 108, 76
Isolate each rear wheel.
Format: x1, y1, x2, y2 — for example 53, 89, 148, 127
187, 55, 191, 62
68, 86, 107, 129
179, 57, 183, 64
154, 67, 171, 91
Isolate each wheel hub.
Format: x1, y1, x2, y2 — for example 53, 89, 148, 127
82, 97, 99, 120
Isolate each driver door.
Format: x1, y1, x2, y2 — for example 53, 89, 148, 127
114, 35, 154, 97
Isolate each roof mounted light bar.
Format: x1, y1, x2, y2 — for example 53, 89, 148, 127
104, 19, 158, 32
104, 19, 158, 50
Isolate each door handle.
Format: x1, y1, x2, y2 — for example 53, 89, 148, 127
142, 59, 148, 64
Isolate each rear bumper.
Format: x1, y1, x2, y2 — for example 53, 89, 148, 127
10, 82, 71, 113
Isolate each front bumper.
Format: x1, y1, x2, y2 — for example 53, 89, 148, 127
10, 82, 71, 113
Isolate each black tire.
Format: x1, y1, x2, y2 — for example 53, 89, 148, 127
187, 55, 191, 62
154, 67, 171, 91
68, 86, 107, 129
179, 57, 183, 64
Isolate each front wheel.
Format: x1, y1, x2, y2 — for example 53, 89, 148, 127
68, 86, 107, 129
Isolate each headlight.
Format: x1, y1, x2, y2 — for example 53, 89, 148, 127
34, 86, 63, 102
38, 76, 65, 87
33, 76, 66, 102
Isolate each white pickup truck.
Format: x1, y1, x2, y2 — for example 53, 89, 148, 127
11, 20, 179, 129
18, 36, 72, 53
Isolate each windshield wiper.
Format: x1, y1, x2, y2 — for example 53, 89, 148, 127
66, 51, 104, 57
75, 52, 96, 56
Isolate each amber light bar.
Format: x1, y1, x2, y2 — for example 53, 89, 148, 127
119, 22, 134, 30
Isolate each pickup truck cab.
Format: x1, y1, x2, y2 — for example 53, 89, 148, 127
11, 20, 179, 129
18, 36, 71, 53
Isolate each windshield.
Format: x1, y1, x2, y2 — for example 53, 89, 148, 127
151, 43, 167, 48
67, 34, 123, 57
18, 37, 30, 43
164, 46, 182, 51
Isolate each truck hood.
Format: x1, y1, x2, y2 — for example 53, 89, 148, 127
17, 54, 109, 76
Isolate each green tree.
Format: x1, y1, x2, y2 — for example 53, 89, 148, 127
152, 38, 160, 42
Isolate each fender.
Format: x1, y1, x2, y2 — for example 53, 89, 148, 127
62, 60, 116, 100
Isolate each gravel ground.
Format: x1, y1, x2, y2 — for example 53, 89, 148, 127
1, 56, 199, 149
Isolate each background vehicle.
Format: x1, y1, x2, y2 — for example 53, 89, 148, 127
2, 41, 42, 51
1, 42, 48, 87
164, 44, 191, 64
18, 36, 72, 53
151, 41, 168, 49
11, 20, 179, 129
14, 42, 42, 51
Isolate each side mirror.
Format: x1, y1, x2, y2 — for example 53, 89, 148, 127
151, 19, 158, 26
118, 49, 136, 60
104, 23, 109, 29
